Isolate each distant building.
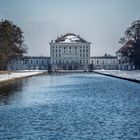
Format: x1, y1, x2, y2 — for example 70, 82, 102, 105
90, 54, 118, 70
50, 33, 91, 70
116, 40, 135, 70
8, 56, 50, 71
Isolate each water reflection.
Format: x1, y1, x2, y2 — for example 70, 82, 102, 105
0, 80, 26, 105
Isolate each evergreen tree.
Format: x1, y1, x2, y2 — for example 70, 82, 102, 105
0, 20, 27, 70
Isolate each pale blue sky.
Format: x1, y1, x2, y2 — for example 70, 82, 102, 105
0, 0, 140, 56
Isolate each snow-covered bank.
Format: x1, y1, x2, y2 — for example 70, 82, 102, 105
94, 70, 140, 83
0, 70, 46, 83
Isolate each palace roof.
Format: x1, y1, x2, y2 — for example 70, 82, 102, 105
55, 33, 88, 43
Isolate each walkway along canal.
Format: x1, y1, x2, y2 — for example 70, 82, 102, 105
0, 73, 140, 139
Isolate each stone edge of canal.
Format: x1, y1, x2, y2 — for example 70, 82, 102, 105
0, 71, 47, 85
94, 71, 140, 84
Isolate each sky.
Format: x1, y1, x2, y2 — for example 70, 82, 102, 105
0, 0, 140, 56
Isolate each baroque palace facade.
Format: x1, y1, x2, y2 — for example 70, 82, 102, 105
8, 33, 135, 71
50, 33, 91, 70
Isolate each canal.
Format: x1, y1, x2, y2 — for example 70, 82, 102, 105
0, 73, 140, 140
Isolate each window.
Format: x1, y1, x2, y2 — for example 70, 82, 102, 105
36, 60, 38, 64
97, 60, 99, 64
69, 47, 71, 53
83, 60, 85, 64
75, 47, 77, 53
113, 60, 115, 64
64, 47, 66, 53
119, 60, 121, 64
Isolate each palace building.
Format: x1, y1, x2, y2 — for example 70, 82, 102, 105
50, 33, 91, 70
8, 56, 50, 71
90, 54, 118, 70
7, 33, 137, 71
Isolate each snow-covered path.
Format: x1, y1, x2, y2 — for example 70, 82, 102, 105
0, 71, 45, 83
94, 70, 140, 82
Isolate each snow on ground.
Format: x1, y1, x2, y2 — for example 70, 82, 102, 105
0, 70, 45, 83
94, 70, 140, 81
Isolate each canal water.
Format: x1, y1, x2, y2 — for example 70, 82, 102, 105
0, 73, 140, 140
